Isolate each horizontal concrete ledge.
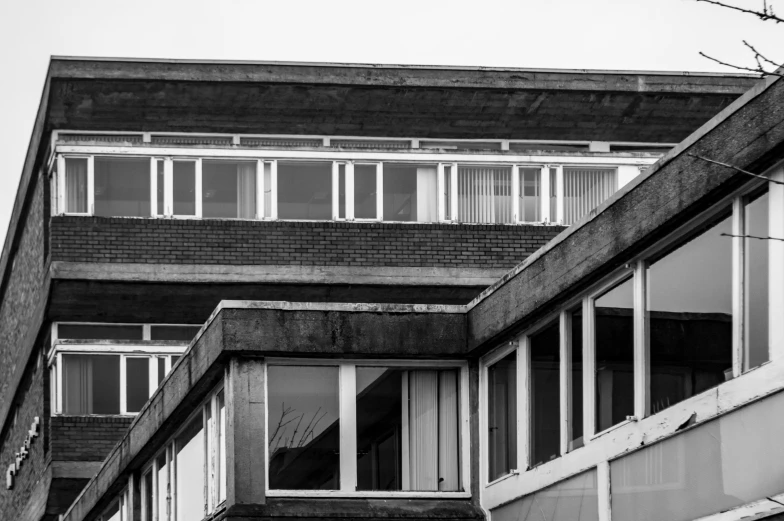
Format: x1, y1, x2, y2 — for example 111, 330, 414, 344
50, 262, 506, 287
51, 461, 104, 479
215, 300, 467, 314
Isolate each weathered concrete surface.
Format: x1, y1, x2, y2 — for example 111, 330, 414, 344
466, 74, 784, 354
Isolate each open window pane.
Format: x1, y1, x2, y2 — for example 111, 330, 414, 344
563, 168, 617, 225
531, 321, 560, 466
176, 415, 204, 521
64, 158, 88, 213
354, 165, 377, 219
490, 469, 598, 521
745, 190, 769, 371
355, 367, 460, 492
488, 353, 517, 481
570, 310, 584, 450
58, 324, 143, 340
173, 161, 196, 216
268, 365, 340, 490
126, 357, 150, 413
62, 354, 120, 414
277, 162, 332, 220
150, 325, 200, 341
382, 163, 437, 222
519, 168, 541, 222
202, 160, 256, 219
647, 212, 733, 414
457, 166, 513, 223
94, 157, 150, 217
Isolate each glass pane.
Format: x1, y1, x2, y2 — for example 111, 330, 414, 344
157, 357, 166, 386
745, 190, 769, 371
156, 452, 167, 521
150, 325, 200, 342
595, 277, 635, 432
457, 166, 513, 223
549, 167, 558, 222
338, 164, 346, 219
444, 165, 452, 220
354, 165, 377, 219
171, 355, 180, 367
563, 168, 617, 225
217, 390, 226, 503
62, 354, 120, 414
94, 157, 150, 217
205, 402, 214, 511
65, 158, 88, 213
176, 415, 204, 521
648, 213, 733, 414
202, 160, 257, 219
173, 161, 196, 216
57, 324, 143, 340
356, 367, 460, 491
277, 162, 332, 220
382, 163, 437, 222
156, 160, 164, 216
488, 352, 517, 481
611, 390, 784, 521
263, 163, 272, 218
519, 168, 541, 222
490, 469, 598, 521
126, 357, 150, 413
570, 310, 584, 450
104, 500, 121, 521
268, 365, 340, 489
143, 471, 153, 521
531, 321, 560, 466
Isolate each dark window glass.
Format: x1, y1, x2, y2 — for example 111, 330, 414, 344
491, 470, 598, 521
62, 354, 120, 414
143, 471, 153, 521
126, 357, 150, 413
156, 160, 164, 216
648, 213, 733, 413
382, 163, 437, 222
531, 321, 560, 466
277, 162, 332, 220
156, 451, 167, 520
58, 324, 144, 340
176, 415, 204, 520
570, 310, 584, 450
173, 161, 196, 216
488, 353, 517, 481
745, 190, 769, 371
268, 365, 340, 490
356, 367, 460, 491
150, 325, 200, 342
354, 165, 377, 219
202, 160, 257, 219
171, 355, 180, 367
94, 157, 150, 217
595, 277, 635, 432
157, 357, 166, 385
338, 164, 346, 219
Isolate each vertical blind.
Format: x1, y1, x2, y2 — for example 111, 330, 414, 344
458, 166, 513, 223
563, 168, 617, 225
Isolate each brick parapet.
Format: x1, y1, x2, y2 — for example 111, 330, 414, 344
50, 416, 134, 463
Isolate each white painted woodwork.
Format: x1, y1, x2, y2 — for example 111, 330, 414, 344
511, 165, 520, 223
597, 461, 611, 521
450, 163, 458, 222
163, 159, 173, 216
376, 162, 384, 221
346, 162, 355, 221
437, 163, 445, 221
87, 156, 95, 215
555, 165, 564, 224
339, 364, 357, 491
194, 158, 203, 218
256, 159, 265, 219
769, 165, 784, 360
57, 155, 66, 215
559, 311, 571, 456
732, 196, 745, 376
633, 260, 649, 419
331, 162, 340, 220
582, 297, 596, 442
540, 166, 551, 223
518, 335, 531, 472
270, 160, 278, 219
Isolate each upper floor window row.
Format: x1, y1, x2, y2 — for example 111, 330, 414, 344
55, 155, 631, 226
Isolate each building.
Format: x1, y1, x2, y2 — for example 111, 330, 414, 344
0, 57, 775, 521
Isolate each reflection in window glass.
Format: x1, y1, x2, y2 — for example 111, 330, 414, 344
488, 353, 516, 481
745, 190, 769, 371
58, 324, 143, 340
94, 157, 150, 217
457, 166, 513, 223
595, 277, 635, 432
126, 357, 150, 413
157, 160, 164, 216
531, 321, 560, 466
143, 471, 153, 521
173, 161, 196, 216
611, 390, 784, 521
263, 162, 272, 218
356, 367, 460, 491
354, 165, 377, 219
382, 163, 437, 222
519, 168, 541, 222
202, 160, 256, 219
156, 451, 167, 521
648, 213, 733, 414
277, 162, 332, 220
490, 469, 598, 521
176, 415, 204, 521
64, 158, 88, 213
157, 357, 166, 386
150, 325, 200, 342
268, 365, 340, 489
62, 354, 120, 414
570, 310, 583, 450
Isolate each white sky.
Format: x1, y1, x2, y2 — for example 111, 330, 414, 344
0, 0, 781, 248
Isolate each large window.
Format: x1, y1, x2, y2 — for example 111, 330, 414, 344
266, 361, 468, 495
277, 162, 332, 220
94, 157, 151, 217
203, 160, 256, 218
487, 351, 517, 482
383, 163, 437, 222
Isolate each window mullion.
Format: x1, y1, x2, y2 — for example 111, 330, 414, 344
270, 160, 278, 219
57, 155, 66, 215
87, 156, 95, 215
559, 310, 571, 456
148, 357, 157, 400
339, 363, 357, 491
511, 165, 520, 223
437, 163, 446, 221
331, 162, 340, 220
517, 335, 531, 471
769, 165, 784, 360
555, 165, 564, 224
633, 259, 649, 419
150, 157, 157, 217
541, 166, 551, 224
195, 158, 203, 218
732, 196, 745, 377
450, 163, 458, 222
582, 297, 596, 442
56, 352, 63, 414
256, 159, 264, 219
120, 355, 128, 415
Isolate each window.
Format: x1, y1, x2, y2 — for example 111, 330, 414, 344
457, 166, 513, 223
530, 321, 560, 467
519, 168, 541, 222
490, 469, 598, 521
94, 157, 151, 217
562, 167, 617, 225
64, 158, 88, 213
266, 361, 468, 495
58, 324, 143, 340
383, 163, 437, 222
172, 160, 196, 216
277, 161, 332, 220
126, 357, 151, 413
142, 384, 225, 521
353, 164, 379, 219
744, 189, 769, 371
150, 325, 201, 342
487, 352, 517, 481
202, 160, 256, 218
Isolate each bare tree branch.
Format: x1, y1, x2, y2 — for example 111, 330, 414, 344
695, 0, 784, 23
698, 51, 784, 77
721, 233, 784, 242
689, 154, 784, 185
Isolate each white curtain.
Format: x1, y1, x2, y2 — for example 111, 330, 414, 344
65, 158, 88, 213
458, 166, 513, 223
416, 167, 437, 222
237, 163, 256, 219
563, 168, 617, 225
438, 371, 459, 491
63, 355, 93, 414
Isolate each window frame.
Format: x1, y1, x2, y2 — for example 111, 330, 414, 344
263, 358, 471, 498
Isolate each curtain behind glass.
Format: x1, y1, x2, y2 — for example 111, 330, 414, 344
237, 163, 256, 219
563, 168, 617, 225
416, 167, 437, 222
65, 158, 88, 213
63, 355, 93, 414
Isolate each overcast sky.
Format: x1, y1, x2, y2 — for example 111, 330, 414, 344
0, 0, 781, 248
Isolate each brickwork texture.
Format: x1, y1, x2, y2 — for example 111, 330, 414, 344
50, 416, 134, 462
50, 217, 565, 269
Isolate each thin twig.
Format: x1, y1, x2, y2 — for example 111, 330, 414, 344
690, 154, 784, 185
698, 52, 784, 77
295, 407, 322, 448
695, 0, 784, 23
721, 233, 784, 242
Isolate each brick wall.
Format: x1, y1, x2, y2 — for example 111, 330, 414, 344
50, 217, 565, 269
50, 416, 134, 462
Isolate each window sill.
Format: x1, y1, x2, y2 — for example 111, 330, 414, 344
266, 490, 471, 499
590, 418, 634, 441
485, 469, 520, 488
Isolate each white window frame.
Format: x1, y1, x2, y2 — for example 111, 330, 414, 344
263, 358, 471, 498
98, 485, 129, 521
480, 167, 784, 513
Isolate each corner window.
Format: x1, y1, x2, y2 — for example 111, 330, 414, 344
487, 352, 517, 482
62, 354, 120, 414
94, 157, 151, 217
